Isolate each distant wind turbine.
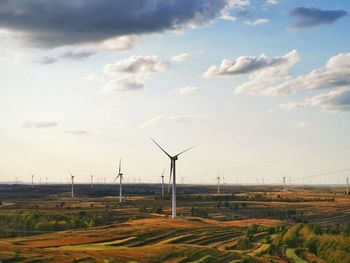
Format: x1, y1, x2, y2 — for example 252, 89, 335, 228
68, 171, 75, 198
115, 159, 125, 203
283, 176, 287, 192
346, 177, 349, 195
31, 174, 34, 187
90, 173, 94, 189
151, 138, 196, 219
217, 172, 221, 195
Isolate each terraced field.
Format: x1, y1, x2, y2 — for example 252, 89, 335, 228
0, 217, 282, 262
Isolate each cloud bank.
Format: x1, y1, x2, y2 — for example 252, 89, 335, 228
0, 0, 234, 47
265, 53, 350, 95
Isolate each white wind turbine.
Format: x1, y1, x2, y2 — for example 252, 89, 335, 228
90, 173, 94, 189
31, 174, 34, 187
216, 172, 221, 195
151, 138, 196, 219
68, 171, 75, 198
115, 159, 125, 203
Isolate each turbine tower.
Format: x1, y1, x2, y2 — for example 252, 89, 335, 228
115, 159, 124, 203
346, 177, 349, 195
161, 169, 165, 196
31, 174, 34, 187
283, 176, 287, 192
90, 174, 94, 189
217, 173, 221, 195
69, 171, 75, 198
151, 138, 195, 219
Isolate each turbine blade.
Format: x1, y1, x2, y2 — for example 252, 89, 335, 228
114, 175, 120, 181
175, 145, 197, 157
162, 168, 165, 177
151, 138, 172, 158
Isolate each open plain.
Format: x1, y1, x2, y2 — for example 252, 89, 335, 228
0, 184, 349, 262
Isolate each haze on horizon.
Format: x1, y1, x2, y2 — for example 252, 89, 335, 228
0, 0, 349, 185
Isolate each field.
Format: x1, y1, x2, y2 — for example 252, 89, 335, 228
0, 183, 349, 262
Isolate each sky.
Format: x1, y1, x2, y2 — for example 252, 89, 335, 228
0, 0, 349, 185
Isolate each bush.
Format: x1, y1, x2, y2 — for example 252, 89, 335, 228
190, 207, 209, 218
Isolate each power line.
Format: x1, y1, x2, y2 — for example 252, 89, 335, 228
193, 144, 350, 177
294, 168, 350, 181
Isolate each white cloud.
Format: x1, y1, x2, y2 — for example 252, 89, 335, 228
103, 55, 167, 92
266, 0, 278, 5
102, 35, 138, 51
204, 50, 299, 96
104, 55, 167, 76
234, 50, 299, 95
171, 53, 193, 62
104, 76, 144, 92
21, 121, 58, 129
173, 86, 201, 95
244, 18, 270, 26
140, 115, 203, 129
220, 14, 237, 22
279, 88, 350, 113
264, 53, 350, 96
205, 50, 297, 78
227, 0, 250, 8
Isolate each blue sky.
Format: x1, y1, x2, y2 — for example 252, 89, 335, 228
0, 0, 349, 185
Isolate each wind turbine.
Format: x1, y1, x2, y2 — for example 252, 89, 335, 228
68, 171, 75, 198
346, 177, 349, 195
90, 173, 94, 189
31, 174, 34, 187
217, 174, 221, 195
161, 169, 165, 196
151, 138, 196, 219
115, 159, 124, 203
283, 176, 287, 192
